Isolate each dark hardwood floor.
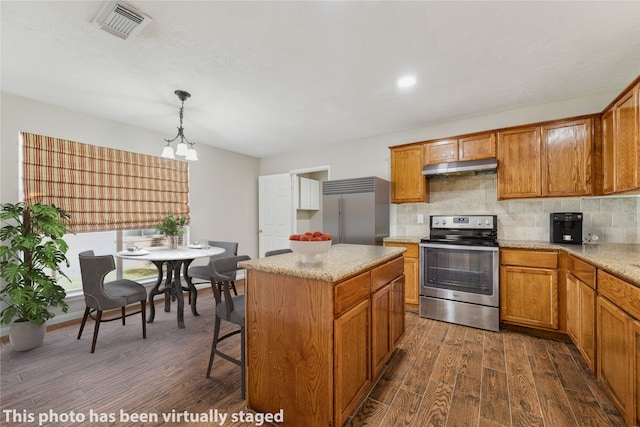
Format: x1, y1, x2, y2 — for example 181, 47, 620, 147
1, 281, 625, 427
348, 314, 625, 427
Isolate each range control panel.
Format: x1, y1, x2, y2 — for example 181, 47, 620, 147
430, 215, 496, 229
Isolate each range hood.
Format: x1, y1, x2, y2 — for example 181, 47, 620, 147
422, 157, 497, 177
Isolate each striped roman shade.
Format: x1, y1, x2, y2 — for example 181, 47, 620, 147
22, 132, 189, 233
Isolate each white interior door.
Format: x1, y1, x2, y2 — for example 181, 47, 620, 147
259, 173, 293, 257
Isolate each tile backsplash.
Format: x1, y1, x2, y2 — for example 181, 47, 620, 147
391, 174, 639, 244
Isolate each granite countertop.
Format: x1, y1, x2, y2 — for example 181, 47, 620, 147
384, 236, 639, 286
384, 236, 423, 244
239, 243, 406, 282
499, 240, 640, 286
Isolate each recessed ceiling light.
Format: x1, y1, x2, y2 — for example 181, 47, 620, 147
397, 75, 416, 88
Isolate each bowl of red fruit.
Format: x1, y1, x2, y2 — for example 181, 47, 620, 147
289, 231, 332, 262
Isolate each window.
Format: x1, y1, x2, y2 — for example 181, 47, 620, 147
19, 132, 190, 293
21, 132, 189, 232
61, 228, 184, 292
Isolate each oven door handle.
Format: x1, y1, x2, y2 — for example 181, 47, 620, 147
420, 243, 499, 252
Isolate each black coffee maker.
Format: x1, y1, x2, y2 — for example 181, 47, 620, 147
550, 212, 583, 244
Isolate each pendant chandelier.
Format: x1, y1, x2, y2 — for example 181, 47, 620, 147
161, 90, 198, 161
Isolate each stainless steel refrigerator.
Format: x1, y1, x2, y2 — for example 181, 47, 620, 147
322, 177, 390, 245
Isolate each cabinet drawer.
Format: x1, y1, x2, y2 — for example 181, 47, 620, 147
501, 249, 558, 269
567, 255, 596, 288
384, 242, 419, 258
335, 272, 371, 317
371, 256, 404, 292
598, 270, 640, 320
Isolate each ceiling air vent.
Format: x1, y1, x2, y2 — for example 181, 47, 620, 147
92, 1, 151, 40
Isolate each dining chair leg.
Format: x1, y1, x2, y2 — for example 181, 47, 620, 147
231, 280, 238, 296
91, 310, 102, 353
77, 307, 90, 339
141, 300, 147, 339
121, 307, 126, 325
207, 316, 222, 377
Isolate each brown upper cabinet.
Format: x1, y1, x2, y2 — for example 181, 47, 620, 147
389, 75, 639, 203
602, 109, 616, 194
602, 79, 640, 194
459, 133, 497, 160
423, 138, 458, 164
390, 144, 427, 203
423, 132, 496, 165
542, 118, 593, 197
498, 118, 593, 200
497, 126, 542, 199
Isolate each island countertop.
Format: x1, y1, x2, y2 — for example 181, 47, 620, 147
239, 243, 405, 282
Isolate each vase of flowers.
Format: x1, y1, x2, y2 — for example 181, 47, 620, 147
156, 213, 187, 249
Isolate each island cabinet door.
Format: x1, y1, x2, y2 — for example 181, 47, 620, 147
370, 274, 405, 379
391, 274, 406, 347
335, 298, 371, 426
371, 283, 392, 378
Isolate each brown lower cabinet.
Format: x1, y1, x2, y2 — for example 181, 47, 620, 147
596, 269, 640, 427
566, 255, 596, 371
371, 274, 405, 378
500, 249, 560, 330
499, 249, 640, 426
597, 295, 634, 425
383, 241, 419, 305
335, 297, 371, 424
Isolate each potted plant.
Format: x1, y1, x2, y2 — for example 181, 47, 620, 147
155, 213, 187, 249
0, 202, 70, 351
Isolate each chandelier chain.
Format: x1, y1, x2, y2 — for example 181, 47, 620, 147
164, 99, 193, 145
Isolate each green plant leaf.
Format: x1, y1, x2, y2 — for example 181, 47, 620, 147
0, 202, 71, 325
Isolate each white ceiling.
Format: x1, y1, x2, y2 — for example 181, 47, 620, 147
1, 1, 639, 158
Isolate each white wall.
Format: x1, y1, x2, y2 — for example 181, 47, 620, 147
259, 91, 617, 179
0, 93, 260, 332
1, 93, 260, 254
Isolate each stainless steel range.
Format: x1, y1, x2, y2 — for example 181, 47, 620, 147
419, 215, 499, 332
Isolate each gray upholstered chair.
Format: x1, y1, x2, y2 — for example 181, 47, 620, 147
188, 241, 239, 295
265, 248, 293, 257
77, 250, 147, 353
206, 254, 251, 399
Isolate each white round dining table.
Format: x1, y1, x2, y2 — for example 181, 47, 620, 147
115, 246, 224, 328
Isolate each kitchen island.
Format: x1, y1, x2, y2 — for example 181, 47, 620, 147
239, 244, 405, 427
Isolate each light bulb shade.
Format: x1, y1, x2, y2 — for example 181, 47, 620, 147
175, 142, 189, 156
185, 148, 198, 161
161, 146, 175, 159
